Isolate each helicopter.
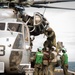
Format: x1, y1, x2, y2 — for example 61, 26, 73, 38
0, 1, 50, 74
0, 8, 31, 74
0, 0, 74, 74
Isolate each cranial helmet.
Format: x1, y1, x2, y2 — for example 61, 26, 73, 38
62, 47, 67, 52
38, 47, 42, 51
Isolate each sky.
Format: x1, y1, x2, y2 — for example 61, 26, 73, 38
25, 1, 75, 61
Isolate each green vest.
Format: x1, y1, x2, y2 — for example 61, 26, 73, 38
61, 53, 68, 65
35, 51, 43, 64
63, 53, 68, 64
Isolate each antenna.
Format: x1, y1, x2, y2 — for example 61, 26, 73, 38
42, 0, 50, 16
43, 7, 46, 16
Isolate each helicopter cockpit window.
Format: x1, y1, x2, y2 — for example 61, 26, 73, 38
7, 23, 22, 32
13, 34, 24, 49
0, 23, 5, 30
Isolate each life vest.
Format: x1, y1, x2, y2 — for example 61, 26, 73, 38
35, 51, 43, 64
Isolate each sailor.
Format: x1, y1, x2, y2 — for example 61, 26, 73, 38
48, 46, 57, 75
43, 27, 57, 52
42, 47, 50, 75
60, 48, 68, 75
30, 35, 35, 49
34, 47, 43, 75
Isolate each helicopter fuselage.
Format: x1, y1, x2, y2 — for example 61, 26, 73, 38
0, 17, 31, 73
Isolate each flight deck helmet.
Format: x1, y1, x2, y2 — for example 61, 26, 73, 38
38, 47, 43, 51
62, 47, 67, 53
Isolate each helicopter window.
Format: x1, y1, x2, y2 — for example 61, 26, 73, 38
8, 23, 22, 32
0, 23, 5, 30
13, 34, 24, 49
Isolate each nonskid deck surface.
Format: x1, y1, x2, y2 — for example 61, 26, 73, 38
1, 69, 75, 75
55, 69, 75, 75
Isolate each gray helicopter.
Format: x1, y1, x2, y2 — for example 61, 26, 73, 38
0, 0, 74, 74
0, 1, 49, 74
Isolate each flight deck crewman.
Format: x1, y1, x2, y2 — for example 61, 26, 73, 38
60, 48, 68, 75
34, 47, 43, 75
43, 47, 50, 75
48, 46, 57, 75
43, 27, 57, 52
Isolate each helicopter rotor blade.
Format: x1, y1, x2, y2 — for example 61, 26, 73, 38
19, 0, 75, 6
31, 4, 75, 10
33, 0, 75, 4
18, 0, 75, 10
